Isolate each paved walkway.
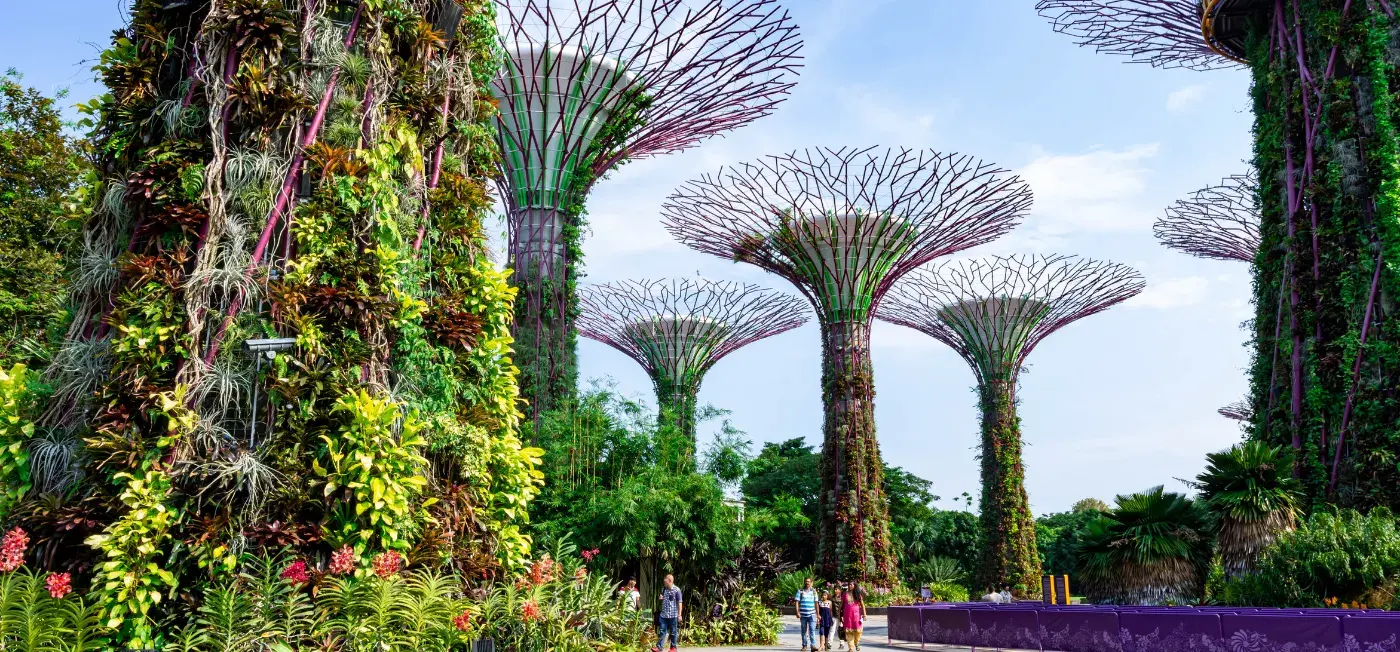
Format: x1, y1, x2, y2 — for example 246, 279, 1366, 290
689, 615, 949, 651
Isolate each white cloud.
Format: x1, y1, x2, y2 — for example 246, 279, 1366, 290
1166, 84, 1208, 113
838, 87, 938, 145
1127, 276, 1209, 310
1017, 144, 1159, 234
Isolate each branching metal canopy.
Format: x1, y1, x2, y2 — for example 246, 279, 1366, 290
880, 255, 1145, 384
1035, 0, 1242, 71
660, 146, 1033, 323
493, 0, 803, 217
1154, 172, 1261, 263
576, 278, 808, 385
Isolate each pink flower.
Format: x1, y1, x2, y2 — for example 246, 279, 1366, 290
329, 546, 356, 575
520, 599, 540, 622
45, 572, 71, 599
574, 566, 588, 583
280, 559, 310, 585
0, 528, 28, 572
453, 610, 472, 632
371, 551, 402, 579
581, 548, 599, 562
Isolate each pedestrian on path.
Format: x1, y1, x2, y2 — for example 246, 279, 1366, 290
835, 586, 847, 649
653, 574, 684, 652
795, 576, 819, 651
842, 583, 867, 651
818, 591, 835, 651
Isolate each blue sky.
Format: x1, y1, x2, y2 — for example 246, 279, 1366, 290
4, 1, 1256, 515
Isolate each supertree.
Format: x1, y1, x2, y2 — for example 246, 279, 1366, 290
576, 278, 808, 455
1220, 400, 1253, 422
492, 0, 803, 417
661, 146, 1033, 584
878, 254, 1144, 595
22, 2, 538, 644
1037, 1, 1400, 507
1154, 172, 1261, 263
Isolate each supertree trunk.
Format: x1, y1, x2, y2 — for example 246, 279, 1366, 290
817, 319, 896, 585
509, 206, 577, 418
1244, 3, 1400, 507
974, 377, 1042, 595
655, 377, 700, 467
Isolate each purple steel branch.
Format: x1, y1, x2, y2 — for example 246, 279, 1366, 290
877, 255, 1145, 391
576, 278, 808, 384
1155, 172, 1262, 263
1035, 0, 1240, 71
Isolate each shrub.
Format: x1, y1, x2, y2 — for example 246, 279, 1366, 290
1078, 486, 1212, 605
769, 568, 811, 606
928, 582, 970, 603
685, 589, 782, 647
1220, 508, 1400, 608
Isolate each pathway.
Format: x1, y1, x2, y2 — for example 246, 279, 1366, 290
688, 615, 965, 651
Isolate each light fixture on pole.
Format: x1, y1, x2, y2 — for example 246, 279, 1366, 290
241, 337, 297, 449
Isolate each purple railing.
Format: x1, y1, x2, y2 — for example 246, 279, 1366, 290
887, 603, 1400, 651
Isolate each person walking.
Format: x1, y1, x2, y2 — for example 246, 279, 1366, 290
835, 586, 847, 650
818, 591, 835, 651
619, 578, 641, 611
653, 574, 684, 652
795, 576, 819, 651
842, 583, 867, 651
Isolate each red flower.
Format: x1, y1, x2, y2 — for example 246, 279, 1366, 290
281, 559, 310, 585
0, 528, 27, 572
520, 599, 540, 622
329, 546, 356, 575
45, 572, 71, 599
371, 551, 401, 579
453, 610, 472, 632
529, 555, 555, 585
581, 548, 599, 562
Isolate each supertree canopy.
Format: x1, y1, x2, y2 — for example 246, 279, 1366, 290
1035, 0, 1241, 71
1154, 172, 1261, 263
1037, 1, 1400, 509
576, 278, 807, 454
662, 146, 1033, 585
1220, 400, 1253, 422
879, 254, 1144, 596
492, 0, 802, 417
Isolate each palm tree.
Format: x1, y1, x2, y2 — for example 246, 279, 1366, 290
1194, 441, 1302, 577
1078, 486, 1212, 605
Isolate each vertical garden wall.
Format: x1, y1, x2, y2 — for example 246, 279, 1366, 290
1242, 3, 1400, 509
1, 0, 540, 646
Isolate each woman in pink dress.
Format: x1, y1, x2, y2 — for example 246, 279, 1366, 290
841, 583, 867, 651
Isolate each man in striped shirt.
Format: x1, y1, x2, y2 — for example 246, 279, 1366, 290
794, 576, 819, 651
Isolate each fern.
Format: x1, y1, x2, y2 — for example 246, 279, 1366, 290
194, 582, 257, 652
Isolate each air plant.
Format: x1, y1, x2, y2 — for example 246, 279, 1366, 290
190, 355, 252, 417
45, 339, 111, 414
27, 429, 84, 495
195, 449, 284, 518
